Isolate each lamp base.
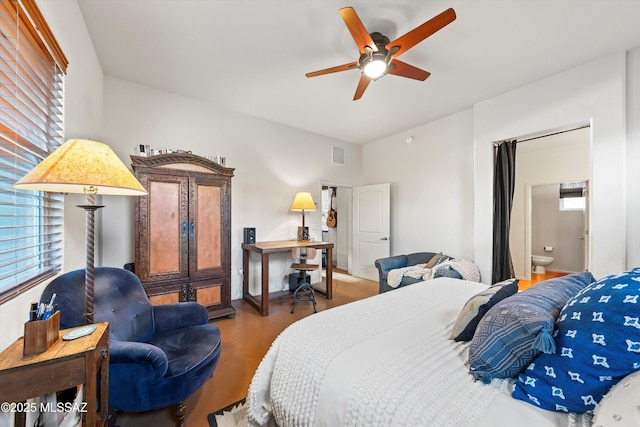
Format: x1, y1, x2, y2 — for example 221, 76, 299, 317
77, 203, 104, 325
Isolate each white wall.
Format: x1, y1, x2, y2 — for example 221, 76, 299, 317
100, 77, 363, 299
363, 108, 475, 261
474, 52, 628, 283
627, 48, 640, 268
0, 0, 104, 350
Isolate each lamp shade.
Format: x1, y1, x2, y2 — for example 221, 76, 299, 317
14, 139, 147, 196
290, 192, 316, 211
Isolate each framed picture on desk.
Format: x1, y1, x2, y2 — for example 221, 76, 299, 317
297, 226, 309, 241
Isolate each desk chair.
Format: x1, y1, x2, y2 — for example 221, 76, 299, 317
291, 247, 319, 313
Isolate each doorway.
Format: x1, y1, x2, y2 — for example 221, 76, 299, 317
319, 181, 391, 282
509, 126, 591, 280
528, 181, 589, 275
320, 183, 352, 274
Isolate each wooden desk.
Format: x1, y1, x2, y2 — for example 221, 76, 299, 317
242, 240, 334, 316
0, 322, 110, 427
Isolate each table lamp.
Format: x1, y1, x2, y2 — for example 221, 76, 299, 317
14, 139, 147, 324
291, 191, 316, 241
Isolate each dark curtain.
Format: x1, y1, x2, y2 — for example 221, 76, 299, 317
492, 140, 517, 283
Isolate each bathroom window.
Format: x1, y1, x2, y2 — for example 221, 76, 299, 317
559, 181, 586, 211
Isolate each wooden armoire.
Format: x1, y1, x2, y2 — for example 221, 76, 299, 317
131, 153, 235, 320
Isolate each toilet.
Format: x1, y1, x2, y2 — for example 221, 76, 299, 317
531, 255, 554, 274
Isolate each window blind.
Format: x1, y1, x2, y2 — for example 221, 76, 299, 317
559, 181, 586, 199
0, 0, 67, 302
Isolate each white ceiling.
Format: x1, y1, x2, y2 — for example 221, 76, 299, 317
77, 0, 640, 145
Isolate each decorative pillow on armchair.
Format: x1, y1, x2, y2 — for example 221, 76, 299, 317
425, 252, 446, 268
450, 278, 518, 342
468, 272, 595, 383
512, 268, 640, 413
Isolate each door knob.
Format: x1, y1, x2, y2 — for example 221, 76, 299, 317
380, 237, 389, 241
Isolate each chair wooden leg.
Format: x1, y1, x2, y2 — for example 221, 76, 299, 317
107, 409, 118, 427
175, 401, 186, 427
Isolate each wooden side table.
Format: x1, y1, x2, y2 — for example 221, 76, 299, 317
0, 322, 110, 426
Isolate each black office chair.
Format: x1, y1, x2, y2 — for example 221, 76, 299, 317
290, 247, 319, 313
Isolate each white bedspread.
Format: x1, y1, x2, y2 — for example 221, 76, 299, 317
248, 278, 593, 427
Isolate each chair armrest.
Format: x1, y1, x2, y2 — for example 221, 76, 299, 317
109, 340, 168, 383
374, 255, 408, 293
152, 302, 208, 334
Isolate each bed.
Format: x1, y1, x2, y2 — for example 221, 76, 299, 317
247, 276, 609, 427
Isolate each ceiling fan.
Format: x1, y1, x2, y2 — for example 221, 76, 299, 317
306, 7, 456, 100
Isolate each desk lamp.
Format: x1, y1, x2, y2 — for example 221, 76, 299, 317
291, 192, 316, 241
14, 139, 147, 324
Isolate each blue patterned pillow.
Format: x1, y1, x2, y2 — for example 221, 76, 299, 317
468, 272, 595, 383
512, 268, 640, 413
450, 278, 519, 342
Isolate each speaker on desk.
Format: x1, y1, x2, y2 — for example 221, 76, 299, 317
243, 227, 256, 244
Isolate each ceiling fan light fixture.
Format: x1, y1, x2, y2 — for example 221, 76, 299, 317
306, 7, 456, 99
363, 58, 387, 79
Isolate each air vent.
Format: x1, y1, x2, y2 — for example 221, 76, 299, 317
332, 146, 345, 165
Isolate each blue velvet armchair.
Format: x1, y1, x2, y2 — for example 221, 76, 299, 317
40, 267, 222, 426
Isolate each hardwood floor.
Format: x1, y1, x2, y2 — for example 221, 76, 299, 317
113, 270, 378, 427
517, 270, 567, 291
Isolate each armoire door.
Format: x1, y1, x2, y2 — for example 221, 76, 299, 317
188, 175, 226, 279
137, 173, 189, 282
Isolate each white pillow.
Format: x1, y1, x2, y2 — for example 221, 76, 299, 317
592, 370, 640, 427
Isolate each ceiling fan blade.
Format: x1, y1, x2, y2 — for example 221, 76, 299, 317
387, 60, 431, 81
353, 74, 372, 100
386, 8, 456, 58
306, 62, 359, 78
339, 7, 378, 53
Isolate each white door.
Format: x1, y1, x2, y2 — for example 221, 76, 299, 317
583, 180, 590, 271
352, 183, 390, 280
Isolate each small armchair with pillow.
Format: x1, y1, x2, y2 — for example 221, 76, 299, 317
374, 251, 458, 293
40, 267, 222, 426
